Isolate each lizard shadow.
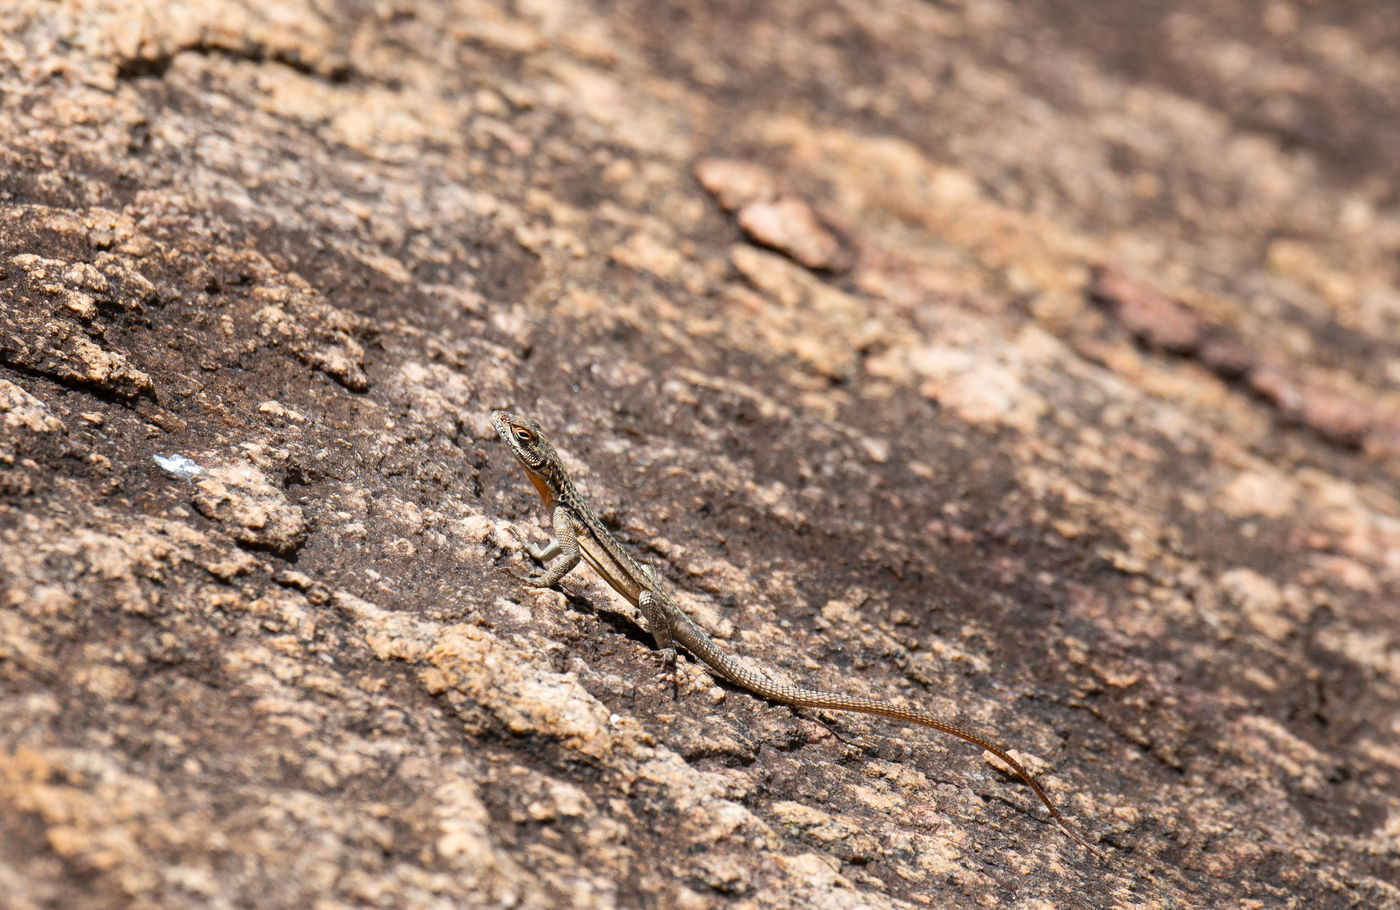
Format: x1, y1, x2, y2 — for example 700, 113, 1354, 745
557, 587, 687, 695
559, 587, 655, 649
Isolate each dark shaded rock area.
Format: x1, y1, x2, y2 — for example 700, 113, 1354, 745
3, 1, 1399, 907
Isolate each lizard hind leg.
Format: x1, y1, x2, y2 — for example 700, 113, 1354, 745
637, 589, 679, 668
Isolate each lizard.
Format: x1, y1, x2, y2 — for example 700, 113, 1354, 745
490, 409, 1103, 856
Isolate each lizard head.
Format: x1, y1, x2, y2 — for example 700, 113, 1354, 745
491, 410, 557, 471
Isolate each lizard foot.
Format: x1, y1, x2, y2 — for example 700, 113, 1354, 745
647, 646, 683, 684
507, 527, 548, 564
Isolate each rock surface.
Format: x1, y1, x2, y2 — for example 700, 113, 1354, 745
3, 1, 1400, 907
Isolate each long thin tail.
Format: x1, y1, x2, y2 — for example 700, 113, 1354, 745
671, 615, 1104, 856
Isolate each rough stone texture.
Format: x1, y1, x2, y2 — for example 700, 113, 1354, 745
2, 1, 1399, 907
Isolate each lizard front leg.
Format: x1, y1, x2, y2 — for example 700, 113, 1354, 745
507, 504, 582, 587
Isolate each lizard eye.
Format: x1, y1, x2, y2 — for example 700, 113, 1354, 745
514, 428, 533, 442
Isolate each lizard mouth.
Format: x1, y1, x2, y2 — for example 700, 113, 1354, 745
491, 409, 516, 443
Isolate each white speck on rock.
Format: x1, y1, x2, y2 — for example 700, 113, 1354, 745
153, 453, 205, 480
